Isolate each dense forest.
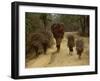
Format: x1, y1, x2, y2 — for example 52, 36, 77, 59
25, 12, 90, 68
25, 12, 89, 36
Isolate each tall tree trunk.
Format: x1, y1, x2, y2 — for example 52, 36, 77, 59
85, 16, 89, 36
80, 16, 85, 35
43, 20, 47, 31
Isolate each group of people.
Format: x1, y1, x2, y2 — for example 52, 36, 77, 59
51, 23, 84, 59
27, 23, 84, 60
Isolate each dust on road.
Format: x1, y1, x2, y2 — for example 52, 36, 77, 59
26, 32, 89, 68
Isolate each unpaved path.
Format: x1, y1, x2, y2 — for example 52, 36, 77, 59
26, 32, 89, 68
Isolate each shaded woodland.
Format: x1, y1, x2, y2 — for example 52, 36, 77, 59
25, 12, 90, 68
26, 12, 89, 37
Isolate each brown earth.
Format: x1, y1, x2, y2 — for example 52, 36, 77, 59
26, 32, 89, 68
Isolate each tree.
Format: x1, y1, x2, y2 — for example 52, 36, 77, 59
85, 16, 89, 36
79, 15, 89, 36
40, 14, 52, 31
25, 13, 41, 34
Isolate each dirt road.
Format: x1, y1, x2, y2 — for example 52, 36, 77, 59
26, 32, 89, 68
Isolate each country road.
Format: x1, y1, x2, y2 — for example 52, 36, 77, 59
25, 32, 89, 68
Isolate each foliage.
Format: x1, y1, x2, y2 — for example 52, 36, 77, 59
40, 13, 52, 31
25, 12, 89, 55
26, 12, 89, 35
